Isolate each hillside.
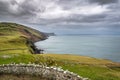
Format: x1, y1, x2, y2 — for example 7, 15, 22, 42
0, 22, 47, 54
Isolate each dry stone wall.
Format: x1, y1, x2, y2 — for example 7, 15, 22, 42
0, 64, 89, 80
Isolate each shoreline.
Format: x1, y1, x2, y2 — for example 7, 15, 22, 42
30, 36, 49, 54
29, 37, 48, 54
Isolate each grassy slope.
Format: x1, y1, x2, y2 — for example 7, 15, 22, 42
43, 54, 120, 80
0, 22, 120, 80
0, 22, 47, 54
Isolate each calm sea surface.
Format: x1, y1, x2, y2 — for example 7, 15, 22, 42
35, 35, 120, 62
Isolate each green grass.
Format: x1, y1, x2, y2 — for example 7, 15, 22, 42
0, 22, 120, 80
42, 54, 120, 80
0, 35, 30, 55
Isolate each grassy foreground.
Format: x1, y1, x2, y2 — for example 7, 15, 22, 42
0, 53, 120, 80
0, 22, 120, 80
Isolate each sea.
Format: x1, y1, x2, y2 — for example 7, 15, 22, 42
35, 35, 120, 62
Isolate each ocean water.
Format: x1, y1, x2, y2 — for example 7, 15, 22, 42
35, 35, 120, 62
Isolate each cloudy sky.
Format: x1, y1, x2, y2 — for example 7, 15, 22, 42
0, 0, 120, 34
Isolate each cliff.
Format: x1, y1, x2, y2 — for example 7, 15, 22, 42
0, 22, 48, 54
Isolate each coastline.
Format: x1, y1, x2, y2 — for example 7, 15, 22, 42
31, 35, 49, 54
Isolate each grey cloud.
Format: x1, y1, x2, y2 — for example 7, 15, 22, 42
57, 0, 118, 10
0, 0, 38, 19
89, 0, 118, 5
57, 0, 82, 9
31, 14, 107, 26
19, 0, 39, 16
0, 1, 10, 15
57, 0, 93, 11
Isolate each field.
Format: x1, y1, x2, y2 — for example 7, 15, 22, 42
0, 23, 120, 80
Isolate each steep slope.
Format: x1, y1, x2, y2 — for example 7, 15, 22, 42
0, 22, 47, 54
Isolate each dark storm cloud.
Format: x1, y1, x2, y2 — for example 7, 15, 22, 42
18, 0, 40, 16
0, 0, 38, 20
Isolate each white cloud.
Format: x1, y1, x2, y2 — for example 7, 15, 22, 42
69, 5, 109, 15
36, 1, 70, 19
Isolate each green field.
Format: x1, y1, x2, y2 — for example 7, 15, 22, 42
0, 22, 120, 80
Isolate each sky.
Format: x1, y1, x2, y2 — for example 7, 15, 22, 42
0, 0, 120, 34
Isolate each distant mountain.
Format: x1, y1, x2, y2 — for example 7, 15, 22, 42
59, 34, 120, 36
44, 32, 56, 36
